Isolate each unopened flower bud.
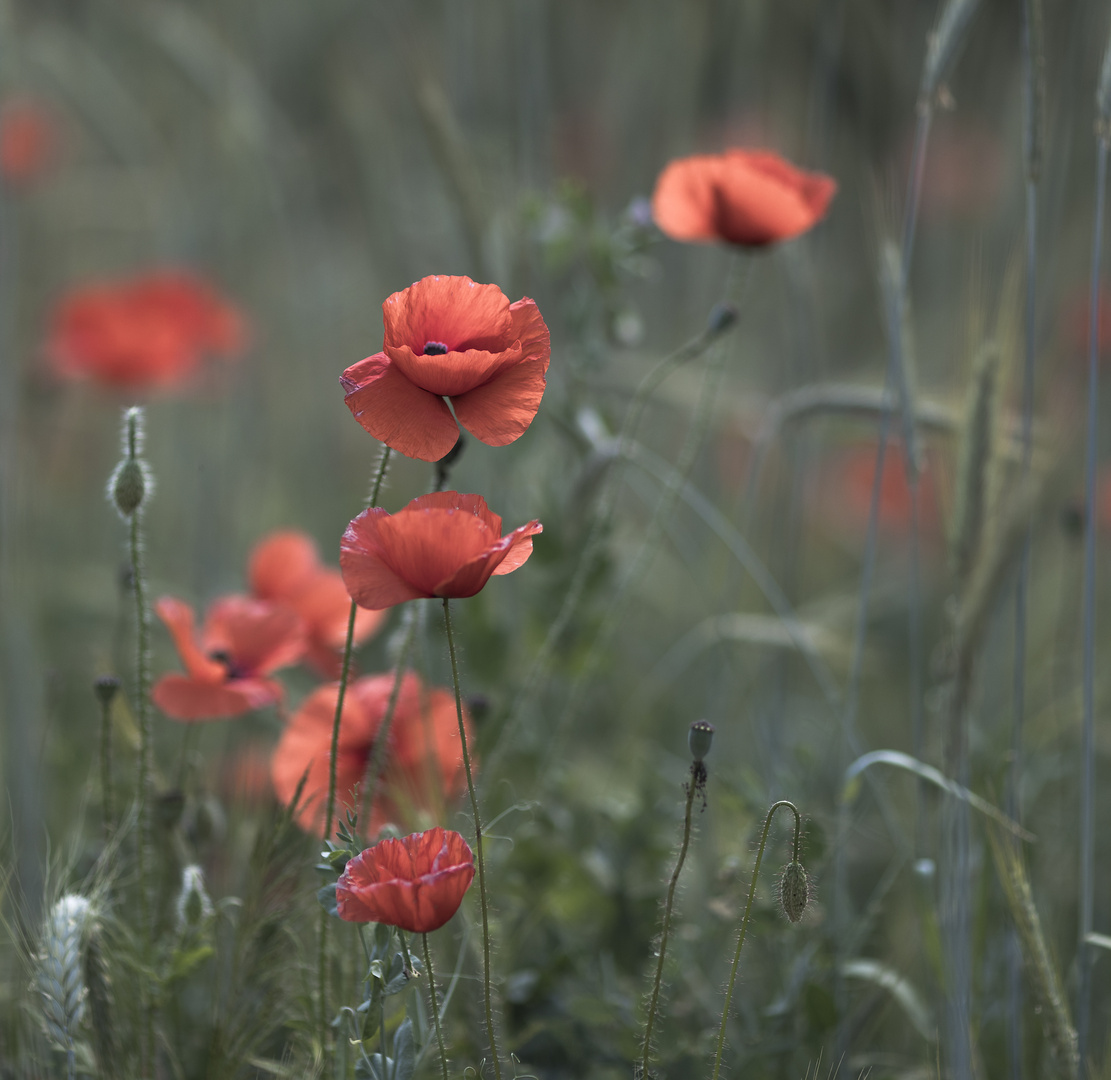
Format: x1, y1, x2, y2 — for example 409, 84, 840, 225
688, 720, 714, 762
107, 406, 153, 519
176, 865, 213, 932
93, 676, 120, 706
779, 861, 809, 923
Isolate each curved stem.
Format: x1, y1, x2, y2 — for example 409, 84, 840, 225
641, 767, 698, 1077
318, 444, 391, 1055
711, 800, 802, 1080
442, 597, 501, 1080
423, 933, 449, 1080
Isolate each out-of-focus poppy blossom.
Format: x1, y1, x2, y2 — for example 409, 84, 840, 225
0, 98, 56, 186
652, 148, 836, 247
813, 442, 941, 539
270, 672, 472, 837
46, 270, 249, 391
341, 491, 542, 609
341, 274, 551, 461
152, 595, 306, 721
248, 531, 387, 677
337, 827, 475, 933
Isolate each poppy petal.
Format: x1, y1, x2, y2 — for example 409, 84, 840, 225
203, 596, 307, 676
404, 491, 503, 535
433, 519, 542, 596
507, 298, 551, 366
383, 342, 524, 398
249, 531, 319, 600
451, 355, 548, 446
153, 674, 283, 720
381, 275, 512, 354
154, 597, 225, 682
341, 352, 461, 462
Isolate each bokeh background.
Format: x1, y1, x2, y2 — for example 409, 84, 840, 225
4, 0, 1111, 1076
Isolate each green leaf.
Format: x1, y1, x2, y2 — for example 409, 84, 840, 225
316, 884, 338, 917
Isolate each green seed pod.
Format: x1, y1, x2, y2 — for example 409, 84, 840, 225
688, 720, 714, 762
780, 861, 809, 923
110, 458, 147, 517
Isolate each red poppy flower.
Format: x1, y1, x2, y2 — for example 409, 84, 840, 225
340, 274, 551, 461
270, 672, 473, 837
337, 827, 475, 933
341, 491, 542, 609
248, 530, 387, 677
651, 148, 836, 247
46, 269, 248, 391
152, 595, 306, 720
0, 98, 56, 186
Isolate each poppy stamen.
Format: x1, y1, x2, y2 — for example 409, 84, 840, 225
423, 341, 449, 355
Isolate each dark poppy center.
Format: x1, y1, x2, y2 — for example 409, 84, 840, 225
423, 341, 449, 355
208, 649, 242, 679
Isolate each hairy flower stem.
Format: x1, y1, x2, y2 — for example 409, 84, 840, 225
442, 597, 502, 1080
712, 801, 801, 1080
423, 933, 450, 1080
640, 766, 698, 1077
98, 692, 114, 842
318, 444, 392, 1054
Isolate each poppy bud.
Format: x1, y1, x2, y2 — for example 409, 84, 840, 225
93, 675, 120, 706
688, 720, 714, 762
107, 407, 153, 519
779, 860, 809, 923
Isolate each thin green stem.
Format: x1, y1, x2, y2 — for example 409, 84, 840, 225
711, 800, 801, 1080
640, 767, 698, 1078
98, 691, 114, 843
442, 597, 501, 1080
319, 444, 392, 1056
423, 933, 449, 1080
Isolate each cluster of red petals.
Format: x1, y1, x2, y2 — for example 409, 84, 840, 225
341, 491, 542, 609
270, 671, 473, 838
0, 98, 56, 186
152, 595, 306, 721
337, 827, 475, 933
341, 275, 551, 461
249, 531, 387, 677
652, 148, 836, 247
46, 269, 249, 391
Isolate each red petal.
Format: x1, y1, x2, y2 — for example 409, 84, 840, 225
203, 596, 306, 676
451, 355, 548, 446
341, 352, 460, 462
490, 519, 543, 575
341, 509, 431, 610
153, 674, 282, 720
384, 342, 523, 397
433, 519, 541, 596
154, 597, 225, 682
506, 298, 551, 367
249, 531, 319, 600
380, 275, 511, 354
652, 154, 722, 242
404, 491, 502, 535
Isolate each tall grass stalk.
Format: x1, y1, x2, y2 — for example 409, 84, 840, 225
443, 597, 502, 1080
1077, 61, 1111, 1069
1009, 0, 1044, 1072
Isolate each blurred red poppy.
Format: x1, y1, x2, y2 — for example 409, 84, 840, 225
337, 827, 475, 933
0, 98, 56, 186
652, 148, 836, 247
341, 274, 551, 461
249, 530, 387, 677
270, 672, 473, 837
153, 595, 306, 720
341, 491, 541, 609
46, 270, 248, 391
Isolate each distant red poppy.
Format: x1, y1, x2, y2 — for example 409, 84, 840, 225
341, 275, 551, 461
0, 98, 56, 186
152, 595, 306, 720
337, 827, 475, 933
270, 672, 473, 837
652, 149, 836, 247
341, 491, 542, 609
249, 531, 387, 677
46, 270, 248, 391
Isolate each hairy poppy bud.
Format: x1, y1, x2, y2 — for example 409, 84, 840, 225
107, 407, 153, 519
779, 860, 809, 923
688, 720, 714, 762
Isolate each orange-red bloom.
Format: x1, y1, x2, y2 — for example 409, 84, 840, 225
249, 530, 387, 677
341, 274, 551, 461
337, 827, 475, 933
270, 672, 473, 837
652, 148, 836, 247
152, 595, 306, 721
341, 491, 541, 609
0, 98, 56, 186
46, 269, 248, 391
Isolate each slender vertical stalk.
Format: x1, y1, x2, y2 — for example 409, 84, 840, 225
318, 444, 392, 1054
711, 800, 801, 1080
1077, 132, 1108, 1077
442, 597, 501, 1080
641, 769, 698, 1077
94, 677, 120, 843
423, 933, 450, 1080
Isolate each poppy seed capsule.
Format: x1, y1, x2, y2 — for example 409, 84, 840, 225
688, 720, 714, 762
93, 675, 120, 706
780, 860, 809, 923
